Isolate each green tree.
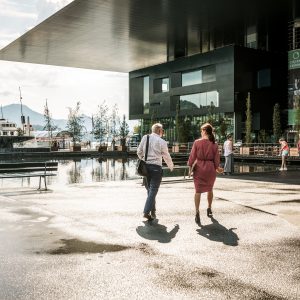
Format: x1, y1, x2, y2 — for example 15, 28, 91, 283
133, 124, 141, 135
93, 101, 108, 145
178, 117, 192, 143
67, 102, 84, 144
43, 99, 57, 145
109, 103, 120, 141
272, 103, 281, 142
119, 114, 129, 146
245, 92, 252, 144
258, 129, 267, 143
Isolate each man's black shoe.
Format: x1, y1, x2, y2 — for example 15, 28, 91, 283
151, 211, 156, 219
143, 213, 154, 221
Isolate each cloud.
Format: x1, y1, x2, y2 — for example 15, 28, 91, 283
36, 0, 73, 22
0, 0, 37, 19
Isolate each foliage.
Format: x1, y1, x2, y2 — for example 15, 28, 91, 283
178, 117, 192, 143
258, 129, 267, 143
245, 93, 252, 144
133, 124, 141, 134
93, 101, 109, 144
109, 103, 120, 140
43, 100, 57, 142
216, 117, 228, 143
66, 102, 84, 144
272, 103, 281, 142
119, 114, 129, 146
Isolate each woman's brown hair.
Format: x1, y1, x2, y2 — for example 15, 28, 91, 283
201, 123, 215, 143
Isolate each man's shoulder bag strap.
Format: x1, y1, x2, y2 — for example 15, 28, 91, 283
144, 135, 150, 161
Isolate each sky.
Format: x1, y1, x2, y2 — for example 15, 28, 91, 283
0, 0, 130, 122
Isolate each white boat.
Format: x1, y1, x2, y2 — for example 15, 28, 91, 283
0, 118, 19, 137
0, 118, 34, 149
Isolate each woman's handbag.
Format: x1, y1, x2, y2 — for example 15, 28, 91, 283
136, 135, 149, 176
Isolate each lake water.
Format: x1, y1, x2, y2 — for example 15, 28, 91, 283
0, 158, 282, 189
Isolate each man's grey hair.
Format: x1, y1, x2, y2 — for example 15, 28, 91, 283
152, 123, 163, 133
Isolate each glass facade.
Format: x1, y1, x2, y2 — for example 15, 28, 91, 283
182, 69, 202, 86
143, 76, 149, 114
141, 113, 234, 143
257, 69, 271, 88
180, 91, 219, 110
182, 66, 216, 87
162, 77, 169, 92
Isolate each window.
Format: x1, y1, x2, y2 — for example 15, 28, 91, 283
257, 69, 271, 88
182, 69, 202, 86
162, 78, 169, 92
181, 66, 216, 87
143, 76, 149, 114
180, 91, 219, 110
246, 25, 257, 49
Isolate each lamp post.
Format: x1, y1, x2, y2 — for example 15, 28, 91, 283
19, 87, 25, 134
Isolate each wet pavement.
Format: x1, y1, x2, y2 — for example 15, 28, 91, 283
0, 171, 299, 299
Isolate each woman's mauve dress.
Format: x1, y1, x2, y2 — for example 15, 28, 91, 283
188, 139, 220, 193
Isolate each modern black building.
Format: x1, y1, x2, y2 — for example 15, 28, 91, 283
0, 0, 299, 143
129, 0, 297, 142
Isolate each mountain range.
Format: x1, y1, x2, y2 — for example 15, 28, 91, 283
1, 104, 93, 132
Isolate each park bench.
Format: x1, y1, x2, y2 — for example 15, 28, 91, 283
0, 161, 58, 190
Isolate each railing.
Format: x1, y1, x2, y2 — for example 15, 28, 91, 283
134, 141, 300, 158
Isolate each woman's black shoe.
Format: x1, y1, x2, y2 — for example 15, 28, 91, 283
195, 212, 200, 224
207, 208, 213, 217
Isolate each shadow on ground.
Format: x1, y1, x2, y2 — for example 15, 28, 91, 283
136, 221, 179, 243
226, 169, 300, 185
197, 217, 239, 246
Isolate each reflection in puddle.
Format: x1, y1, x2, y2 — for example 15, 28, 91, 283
56, 158, 138, 184
1, 157, 284, 187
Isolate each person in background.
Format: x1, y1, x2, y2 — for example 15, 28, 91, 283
279, 138, 289, 171
223, 134, 234, 175
188, 123, 222, 224
297, 135, 300, 157
137, 123, 174, 221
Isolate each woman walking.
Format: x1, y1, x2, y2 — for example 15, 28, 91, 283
188, 123, 222, 224
279, 138, 289, 171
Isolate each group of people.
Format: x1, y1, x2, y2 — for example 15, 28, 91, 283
137, 122, 299, 224
137, 122, 222, 224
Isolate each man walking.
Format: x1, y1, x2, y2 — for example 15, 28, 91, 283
137, 123, 174, 221
223, 134, 234, 175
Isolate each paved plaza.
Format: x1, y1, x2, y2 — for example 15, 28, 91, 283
0, 171, 299, 299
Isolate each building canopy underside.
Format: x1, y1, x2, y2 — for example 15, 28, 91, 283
0, 0, 288, 73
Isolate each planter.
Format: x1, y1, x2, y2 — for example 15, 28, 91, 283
117, 145, 127, 151
98, 146, 107, 152
289, 148, 299, 157
240, 147, 254, 155
172, 145, 179, 153
71, 145, 81, 152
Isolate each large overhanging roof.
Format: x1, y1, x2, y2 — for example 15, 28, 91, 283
0, 0, 286, 73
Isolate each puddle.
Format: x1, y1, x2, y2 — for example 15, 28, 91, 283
47, 238, 129, 254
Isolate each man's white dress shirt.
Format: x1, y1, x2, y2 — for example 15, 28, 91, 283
137, 133, 174, 170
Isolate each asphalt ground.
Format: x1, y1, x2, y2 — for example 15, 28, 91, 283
0, 171, 299, 300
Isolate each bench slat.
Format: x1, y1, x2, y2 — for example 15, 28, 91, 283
0, 167, 58, 173
0, 173, 56, 179
0, 162, 58, 169
0, 161, 58, 190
